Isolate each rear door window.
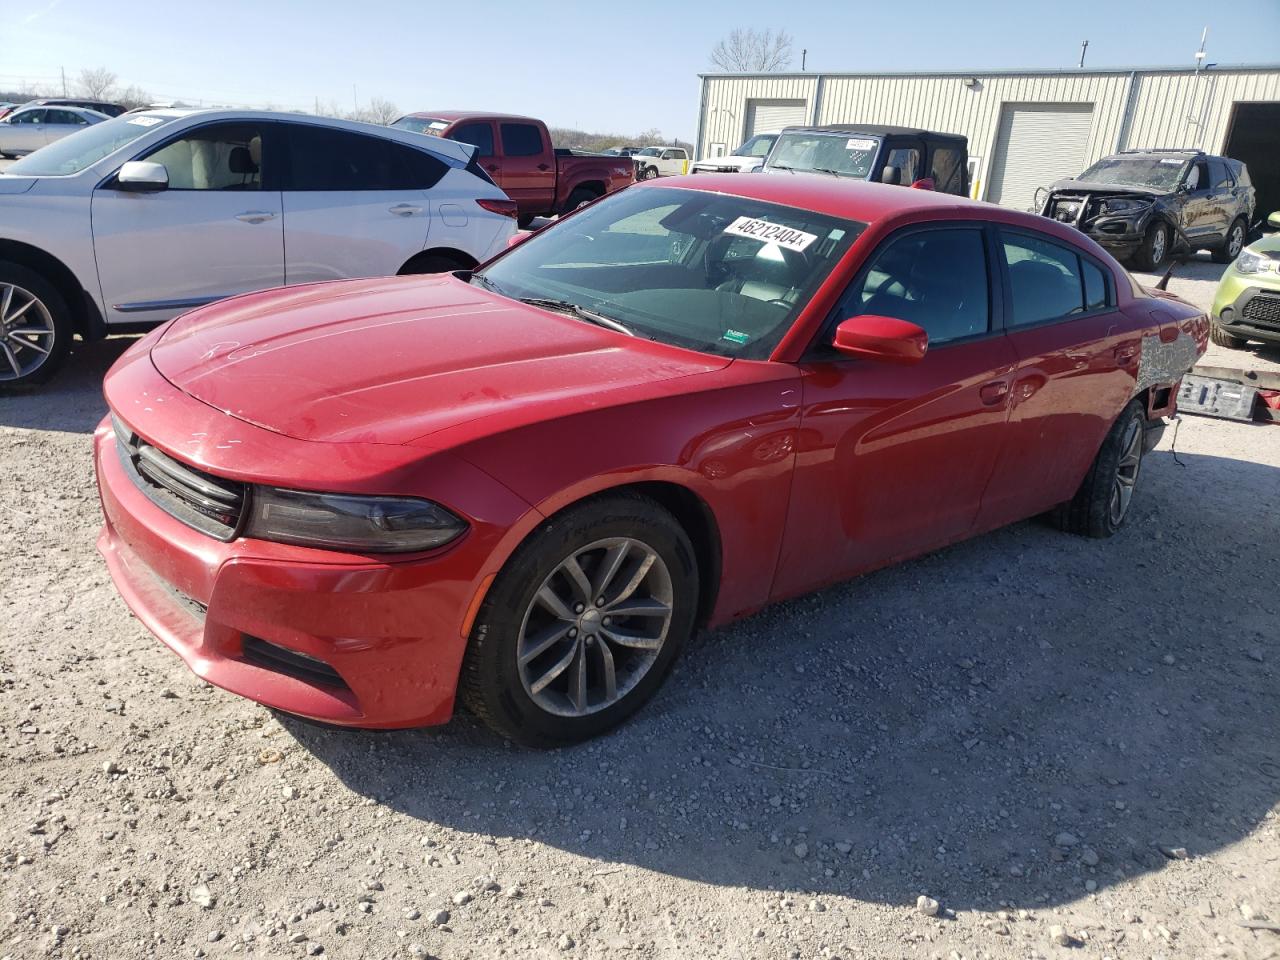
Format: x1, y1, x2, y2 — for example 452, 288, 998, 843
281, 124, 447, 191
929, 145, 964, 194
45, 109, 86, 125
499, 122, 543, 157
1209, 158, 1233, 190
452, 122, 495, 157
1001, 231, 1112, 325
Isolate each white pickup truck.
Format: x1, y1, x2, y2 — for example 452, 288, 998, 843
688, 133, 778, 175
633, 146, 688, 180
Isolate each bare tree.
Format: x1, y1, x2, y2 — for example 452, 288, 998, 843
362, 97, 400, 125
709, 28, 793, 73
76, 67, 118, 100
116, 85, 152, 110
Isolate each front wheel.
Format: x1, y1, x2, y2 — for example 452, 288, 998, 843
0, 261, 72, 390
1132, 222, 1169, 272
460, 494, 698, 747
641, 165, 659, 181
1052, 400, 1146, 538
1212, 217, 1247, 264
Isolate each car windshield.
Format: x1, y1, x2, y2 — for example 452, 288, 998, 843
1078, 156, 1189, 190
473, 185, 863, 359
392, 116, 448, 136
735, 134, 777, 158
7, 112, 179, 176
768, 131, 880, 177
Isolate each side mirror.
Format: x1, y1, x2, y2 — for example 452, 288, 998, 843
115, 160, 168, 192
880, 165, 902, 186
832, 314, 928, 365
1268, 211, 1280, 229
909, 177, 936, 191
1175, 181, 1191, 195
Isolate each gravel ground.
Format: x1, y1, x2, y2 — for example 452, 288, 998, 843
2, 190, 1279, 960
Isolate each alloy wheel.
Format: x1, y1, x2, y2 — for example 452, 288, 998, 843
1150, 226, 1167, 266
1108, 418, 1143, 527
516, 537, 673, 718
0, 282, 56, 382
1228, 223, 1244, 259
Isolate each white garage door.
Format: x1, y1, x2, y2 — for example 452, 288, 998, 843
987, 103, 1095, 210
746, 99, 808, 137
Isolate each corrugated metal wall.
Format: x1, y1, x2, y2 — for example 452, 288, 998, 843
698, 67, 1280, 201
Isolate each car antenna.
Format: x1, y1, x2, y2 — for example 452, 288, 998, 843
1154, 260, 1178, 291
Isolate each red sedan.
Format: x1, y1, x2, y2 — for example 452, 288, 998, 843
94, 174, 1207, 746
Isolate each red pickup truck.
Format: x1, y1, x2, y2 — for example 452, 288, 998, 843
392, 112, 635, 227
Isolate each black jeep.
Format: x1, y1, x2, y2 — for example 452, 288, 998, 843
1038, 149, 1255, 271
762, 124, 970, 196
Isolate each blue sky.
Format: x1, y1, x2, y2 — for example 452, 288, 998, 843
6, 0, 1279, 140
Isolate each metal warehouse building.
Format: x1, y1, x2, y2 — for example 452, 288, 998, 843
694, 64, 1280, 215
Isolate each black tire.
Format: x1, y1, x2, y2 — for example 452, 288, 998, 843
563, 187, 601, 214
517, 214, 535, 230
1052, 400, 1146, 539
1132, 222, 1170, 272
397, 252, 470, 275
1209, 320, 1249, 349
1212, 217, 1247, 264
0, 260, 73, 390
460, 493, 699, 747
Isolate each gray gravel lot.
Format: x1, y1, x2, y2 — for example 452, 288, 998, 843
1, 188, 1278, 959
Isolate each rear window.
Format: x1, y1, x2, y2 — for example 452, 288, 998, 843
282, 124, 448, 191
500, 123, 544, 157
451, 122, 494, 157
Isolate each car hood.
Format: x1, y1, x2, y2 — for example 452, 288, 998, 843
149, 276, 729, 446
1046, 179, 1164, 198
1245, 234, 1280, 257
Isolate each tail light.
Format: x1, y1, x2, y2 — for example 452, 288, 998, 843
476, 198, 519, 219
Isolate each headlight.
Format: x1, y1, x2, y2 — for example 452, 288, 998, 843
244, 488, 467, 553
1235, 249, 1277, 274
1102, 198, 1151, 215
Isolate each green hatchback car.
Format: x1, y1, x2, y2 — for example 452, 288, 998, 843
1211, 212, 1280, 349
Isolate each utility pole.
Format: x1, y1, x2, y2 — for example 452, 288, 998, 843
352, 84, 357, 110
61, 66, 67, 96
801, 49, 807, 71
1078, 40, 1088, 69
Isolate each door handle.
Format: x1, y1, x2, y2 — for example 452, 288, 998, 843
979, 380, 1009, 405
1114, 343, 1138, 365
537, 163, 550, 171
235, 211, 275, 224
388, 203, 422, 217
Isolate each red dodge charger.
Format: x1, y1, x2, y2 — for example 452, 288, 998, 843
94, 174, 1207, 745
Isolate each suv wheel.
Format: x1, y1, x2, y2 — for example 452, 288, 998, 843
0, 261, 72, 390
1212, 217, 1247, 264
1133, 222, 1169, 272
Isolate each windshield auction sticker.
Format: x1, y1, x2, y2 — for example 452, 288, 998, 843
723, 217, 818, 252
126, 116, 164, 126
845, 138, 877, 151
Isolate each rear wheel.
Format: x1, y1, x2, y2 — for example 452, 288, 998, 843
563, 186, 601, 214
0, 261, 72, 390
1212, 217, 1247, 263
397, 252, 472, 275
1052, 400, 1146, 538
1209, 321, 1249, 349
1132, 222, 1169, 272
460, 493, 698, 747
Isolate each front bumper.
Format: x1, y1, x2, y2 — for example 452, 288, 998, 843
1212, 272, 1280, 345
92, 348, 535, 728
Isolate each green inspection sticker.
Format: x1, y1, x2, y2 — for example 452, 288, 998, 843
722, 329, 750, 345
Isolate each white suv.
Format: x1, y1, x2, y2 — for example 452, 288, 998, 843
0, 109, 517, 387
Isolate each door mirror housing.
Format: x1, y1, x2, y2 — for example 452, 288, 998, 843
1268, 211, 1280, 229
832, 314, 929, 365
880, 165, 902, 186
116, 160, 168, 192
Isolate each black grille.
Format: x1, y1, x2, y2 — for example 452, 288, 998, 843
1242, 294, 1280, 329
241, 637, 348, 689
113, 415, 246, 541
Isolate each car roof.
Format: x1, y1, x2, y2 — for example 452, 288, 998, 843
653, 172, 1090, 241
116, 108, 478, 164
399, 111, 540, 124
785, 123, 967, 142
